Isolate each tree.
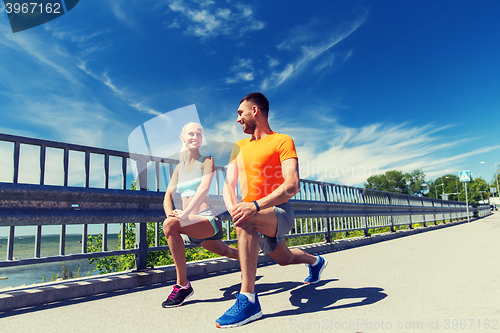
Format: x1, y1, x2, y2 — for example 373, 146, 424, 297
489, 168, 500, 198
364, 170, 408, 193
87, 181, 228, 274
458, 177, 489, 204
406, 169, 426, 196
427, 174, 462, 201
87, 223, 226, 274
364, 169, 427, 196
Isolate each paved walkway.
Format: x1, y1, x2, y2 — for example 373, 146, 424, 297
1, 214, 499, 332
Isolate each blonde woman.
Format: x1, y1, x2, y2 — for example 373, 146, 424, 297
162, 122, 238, 308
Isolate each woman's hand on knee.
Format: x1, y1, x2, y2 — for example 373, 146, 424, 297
168, 209, 183, 217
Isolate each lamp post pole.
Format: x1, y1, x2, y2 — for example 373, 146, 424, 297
465, 181, 470, 223
437, 180, 445, 199
481, 161, 500, 199
495, 162, 500, 199
445, 176, 459, 201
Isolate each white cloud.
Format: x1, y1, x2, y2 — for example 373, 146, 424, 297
262, 13, 367, 90
268, 57, 280, 68
165, 18, 181, 29
203, 117, 247, 145
226, 72, 254, 84
166, 0, 265, 38
230, 58, 253, 72
0, 24, 78, 84
20, 96, 121, 147
45, 18, 114, 60
264, 117, 500, 186
110, 0, 137, 29
0, 20, 131, 149
225, 57, 255, 84
77, 61, 162, 116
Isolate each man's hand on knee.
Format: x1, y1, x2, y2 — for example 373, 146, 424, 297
231, 202, 258, 225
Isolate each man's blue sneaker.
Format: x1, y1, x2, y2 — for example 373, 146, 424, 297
304, 255, 327, 284
215, 293, 263, 328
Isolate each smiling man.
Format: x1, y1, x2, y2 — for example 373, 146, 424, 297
217, 92, 328, 328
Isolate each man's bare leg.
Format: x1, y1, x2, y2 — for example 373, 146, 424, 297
236, 224, 260, 293
201, 240, 239, 260
235, 207, 279, 293
266, 242, 316, 266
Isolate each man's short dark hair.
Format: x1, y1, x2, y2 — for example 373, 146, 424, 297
240, 92, 269, 118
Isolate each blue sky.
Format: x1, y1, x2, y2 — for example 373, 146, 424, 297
1, 0, 500, 189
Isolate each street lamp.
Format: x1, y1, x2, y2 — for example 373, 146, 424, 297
438, 182, 445, 199
480, 161, 500, 199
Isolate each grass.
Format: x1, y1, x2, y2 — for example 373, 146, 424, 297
283, 217, 465, 247
50, 217, 465, 278
167, 217, 465, 262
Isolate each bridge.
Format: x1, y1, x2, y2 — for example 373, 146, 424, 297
0, 133, 496, 331
1, 212, 498, 332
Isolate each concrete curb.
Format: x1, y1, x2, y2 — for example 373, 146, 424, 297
0, 218, 475, 312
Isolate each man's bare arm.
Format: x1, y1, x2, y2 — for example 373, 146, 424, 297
223, 163, 239, 215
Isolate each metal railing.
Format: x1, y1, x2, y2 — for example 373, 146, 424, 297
0, 133, 490, 270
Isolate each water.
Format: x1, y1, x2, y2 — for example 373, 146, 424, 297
0, 234, 120, 289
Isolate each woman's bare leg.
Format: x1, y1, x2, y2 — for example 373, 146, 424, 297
163, 215, 214, 285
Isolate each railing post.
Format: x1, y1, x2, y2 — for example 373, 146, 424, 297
321, 184, 331, 243
35, 225, 42, 258
387, 193, 395, 232
121, 223, 127, 249
122, 156, 127, 190
102, 224, 108, 252
155, 222, 160, 247
406, 196, 413, 229
13, 142, 20, 183
7, 226, 15, 260
135, 158, 149, 271
82, 224, 88, 253
421, 197, 427, 227
441, 201, 446, 224
63, 148, 69, 187
104, 154, 110, 189
39, 145, 46, 185
362, 190, 369, 236
59, 225, 66, 256
432, 200, 437, 225
447, 203, 453, 223
84, 151, 90, 188
155, 161, 160, 192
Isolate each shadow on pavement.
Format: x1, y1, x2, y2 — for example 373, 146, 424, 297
185, 275, 387, 319
1, 273, 386, 320
265, 281, 387, 319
